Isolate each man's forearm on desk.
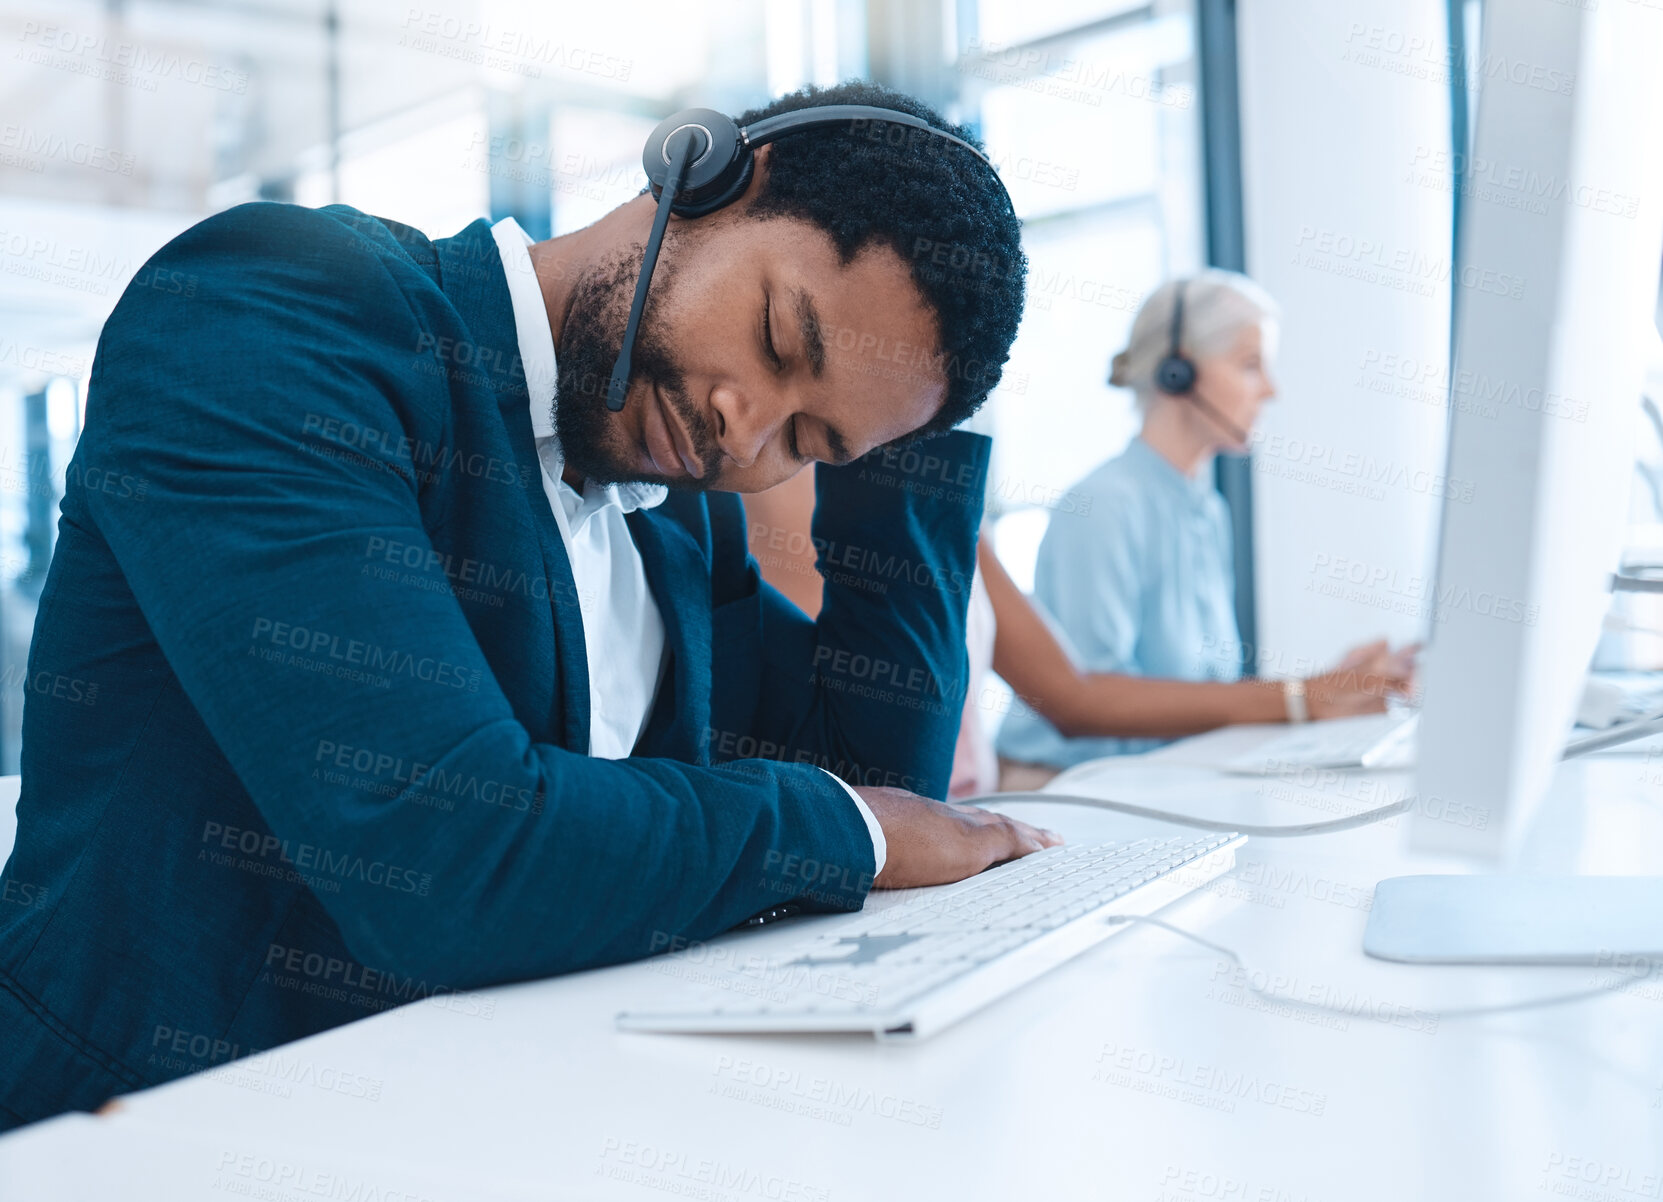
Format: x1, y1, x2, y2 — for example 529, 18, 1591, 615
739, 431, 991, 798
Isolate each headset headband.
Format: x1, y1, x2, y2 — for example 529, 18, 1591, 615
638, 103, 1012, 220
1152, 278, 1201, 400
1167, 280, 1187, 360
744, 105, 997, 171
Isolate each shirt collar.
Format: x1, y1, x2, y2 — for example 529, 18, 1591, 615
1127, 435, 1217, 504
490, 216, 668, 515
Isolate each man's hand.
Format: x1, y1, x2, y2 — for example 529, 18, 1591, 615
855, 786, 1063, 890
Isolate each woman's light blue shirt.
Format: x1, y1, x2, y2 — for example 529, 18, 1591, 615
995, 436, 1242, 766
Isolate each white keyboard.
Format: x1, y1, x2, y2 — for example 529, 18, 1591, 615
617, 832, 1244, 1041
1222, 712, 1418, 775
1577, 672, 1663, 729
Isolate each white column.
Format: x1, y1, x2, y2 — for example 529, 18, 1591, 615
1236, 0, 1454, 677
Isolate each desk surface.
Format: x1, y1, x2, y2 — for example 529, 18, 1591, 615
4, 730, 1663, 1202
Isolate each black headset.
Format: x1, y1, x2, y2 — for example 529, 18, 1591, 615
605, 104, 1014, 412
1154, 280, 1198, 396
1143, 278, 1250, 446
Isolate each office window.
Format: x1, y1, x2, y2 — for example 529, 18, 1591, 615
986, 213, 1162, 554
974, 0, 1148, 47
955, 2, 1205, 586
295, 93, 491, 237
1606, 287, 1663, 671
0, 378, 85, 771
549, 107, 658, 237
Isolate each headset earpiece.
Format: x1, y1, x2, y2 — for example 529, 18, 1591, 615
642, 108, 754, 218
1154, 353, 1197, 395
1154, 281, 1197, 395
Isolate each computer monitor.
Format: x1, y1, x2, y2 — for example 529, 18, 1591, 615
1364, 0, 1663, 961
1411, 0, 1663, 858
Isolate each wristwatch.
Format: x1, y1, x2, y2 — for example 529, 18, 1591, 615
1282, 678, 1310, 723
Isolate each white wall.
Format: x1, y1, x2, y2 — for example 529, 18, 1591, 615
1237, 0, 1454, 678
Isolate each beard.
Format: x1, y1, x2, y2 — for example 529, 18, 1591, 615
553, 242, 720, 489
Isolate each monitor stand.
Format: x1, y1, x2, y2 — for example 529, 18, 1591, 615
1364, 876, 1663, 964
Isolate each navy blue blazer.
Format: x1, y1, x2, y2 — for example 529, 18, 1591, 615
0, 203, 987, 1129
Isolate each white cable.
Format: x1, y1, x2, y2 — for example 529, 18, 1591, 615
970, 790, 1414, 837
1102, 914, 1660, 1020
1562, 710, 1663, 759
972, 790, 1655, 1013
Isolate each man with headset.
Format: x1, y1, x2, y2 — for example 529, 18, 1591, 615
0, 81, 1050, 1127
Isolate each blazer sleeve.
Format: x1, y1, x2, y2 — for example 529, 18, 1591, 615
74, 203, 875, 988
705, 433, 990, 800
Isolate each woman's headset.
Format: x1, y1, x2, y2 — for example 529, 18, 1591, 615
1140, 279, 1250, 446
1154, 280, 1199, 395
605, 104, 1015, 411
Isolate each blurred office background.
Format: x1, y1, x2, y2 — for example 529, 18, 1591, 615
0, 0, 1659, 769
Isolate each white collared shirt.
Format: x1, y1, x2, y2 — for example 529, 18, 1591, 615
489, 218, 885, 872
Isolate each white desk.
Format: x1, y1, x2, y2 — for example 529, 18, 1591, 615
4, 732, 1663, 1202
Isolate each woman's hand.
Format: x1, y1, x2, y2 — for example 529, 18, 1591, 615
1303, 639, 1418, 720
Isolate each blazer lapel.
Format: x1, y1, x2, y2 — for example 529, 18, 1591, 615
627, 507, 712, 764
432, 219, 590, 754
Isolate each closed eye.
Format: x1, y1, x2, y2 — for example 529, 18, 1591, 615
762, 293, 782, 370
